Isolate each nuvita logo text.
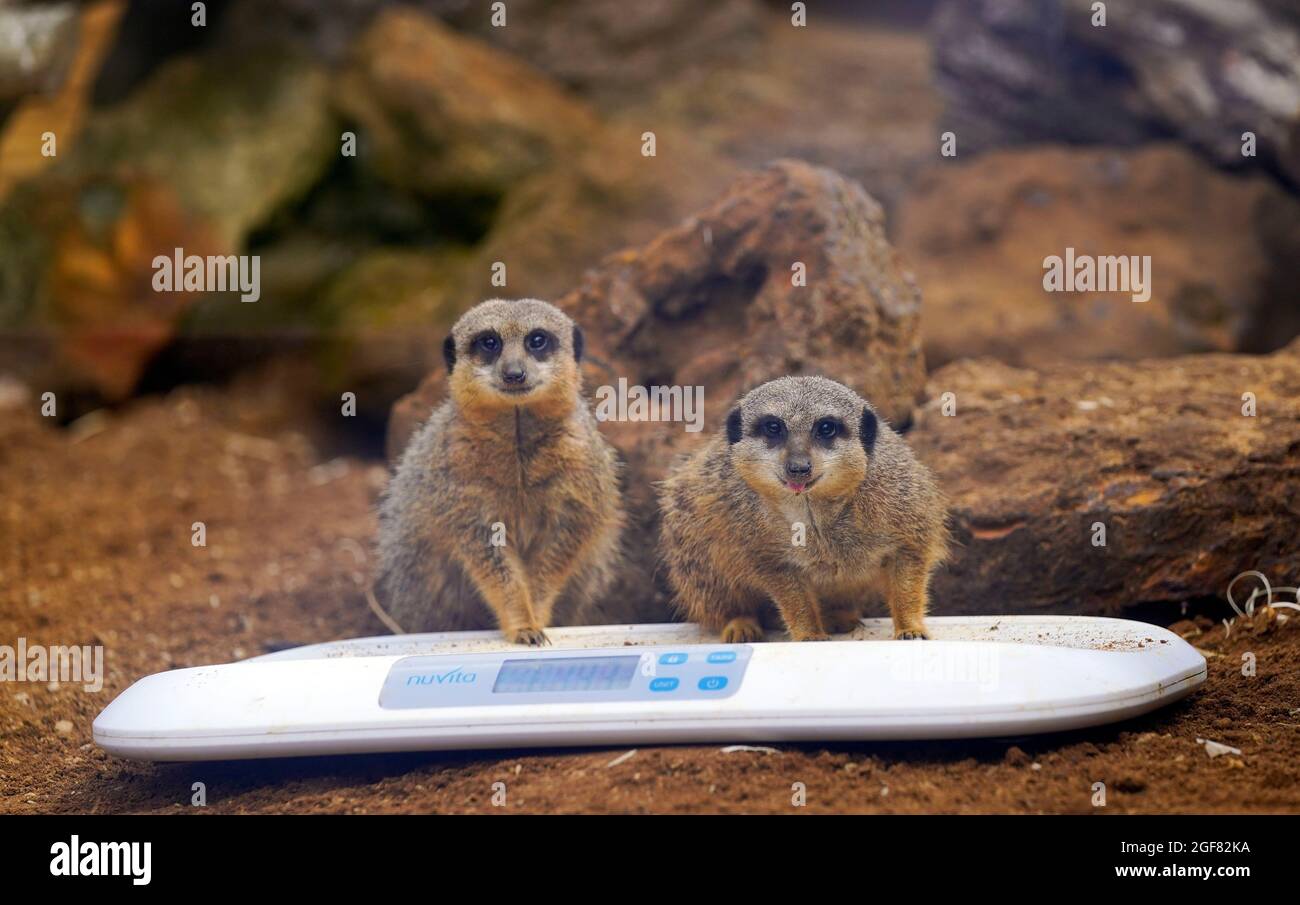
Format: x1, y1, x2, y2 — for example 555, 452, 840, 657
406, 666, 477, 686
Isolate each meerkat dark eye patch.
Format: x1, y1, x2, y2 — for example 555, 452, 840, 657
442, 334, 456, 372
753, 416, 787, 445
572, 325, 585, 362
470, 330, 502, 363
813, 417, 844, 445
726, 407, 743, 444
524, 329, 557, 360
859, 407, 878, 456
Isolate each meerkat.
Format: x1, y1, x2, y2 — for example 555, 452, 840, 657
658, 376, 948, 642
374, 298, 624, 645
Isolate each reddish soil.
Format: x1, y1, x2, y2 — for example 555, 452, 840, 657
2, 374, 1297, 814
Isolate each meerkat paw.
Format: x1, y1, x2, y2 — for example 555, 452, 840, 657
721, 617, 765, 644
794, 631, 833, 642
894, 628, 930, 641
507, 625, 551, 646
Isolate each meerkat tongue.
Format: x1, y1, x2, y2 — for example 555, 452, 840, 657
786, 481, 807, 493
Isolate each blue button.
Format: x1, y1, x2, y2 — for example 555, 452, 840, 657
659, 653, 687, 666
698, 676, 728, 692
706, 650, 737, 664
649, 677, 679, 692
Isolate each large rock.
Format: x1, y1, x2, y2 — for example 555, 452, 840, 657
0, 48, 337, 398
897, 144, 1300, 368
933, 0, 1300, 187
913, 340, 1300, 616
333, 9, 603, 201
333, 8, 730, 303
636, 10, 941, 219
0, 6, 732, 406
440, 0, 763, 104
292, 8, 729, 420
388, 160, 928, 623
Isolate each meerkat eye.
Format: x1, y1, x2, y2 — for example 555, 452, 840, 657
526, 331, 549, 352
476, 334, 500, 354
760, 418, 785, 438
814, 418, 840, 440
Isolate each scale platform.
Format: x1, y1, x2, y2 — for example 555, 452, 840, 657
93, 616, 1206, 761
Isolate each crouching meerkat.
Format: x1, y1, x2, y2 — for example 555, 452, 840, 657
658, 376, 948, 642
375, 298, 624, 644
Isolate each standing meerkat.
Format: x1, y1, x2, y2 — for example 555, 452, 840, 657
375, 298, 624, 644
658, 376, 947, 642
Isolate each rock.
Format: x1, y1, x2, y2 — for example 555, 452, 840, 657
0, 0, 79, 108
315, 247, 471, 422
636, 11, 941, 218
897, 145, 1300, 368
932, 0, 1300, 187
0, 47, 337, 398
441, 0, 764, 104
333, 9, 603, 201
912, 339, 1300, 616
562, 161, 926, 429
0, 0, 122, 197
388, 160, 928, 623
96, 0, 763, 104
334, 8, 730, 304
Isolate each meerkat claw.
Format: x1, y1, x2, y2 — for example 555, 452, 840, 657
509, 626, 551, 646
894, 629, 929, 641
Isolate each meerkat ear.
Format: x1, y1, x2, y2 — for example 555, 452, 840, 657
442, 334, 456, 372
726, 407, 743, 444
859, 406, 878, 456
572, 324, 585, 362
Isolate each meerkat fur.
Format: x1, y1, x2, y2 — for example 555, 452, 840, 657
658, 376, 948, 642
375, 298, 624, 645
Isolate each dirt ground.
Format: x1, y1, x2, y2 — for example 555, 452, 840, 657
2, 374, 1298, 814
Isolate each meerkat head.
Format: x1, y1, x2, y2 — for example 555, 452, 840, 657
443, 298, 584, 415
724, 376, 878, 502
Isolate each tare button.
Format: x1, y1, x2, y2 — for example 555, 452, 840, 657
698, 676, 729, 692
706, 650, 737, 664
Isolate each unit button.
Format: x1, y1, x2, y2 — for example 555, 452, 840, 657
658, 653, 688, 666
706, 650, 737, 664
698, 676, 728, 692
649, 677, 680, 692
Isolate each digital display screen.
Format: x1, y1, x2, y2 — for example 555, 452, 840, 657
492, 656, 640, 694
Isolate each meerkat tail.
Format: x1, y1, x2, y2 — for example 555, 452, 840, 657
365, 586, 407, 635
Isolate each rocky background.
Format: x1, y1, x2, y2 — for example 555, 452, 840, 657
2, 0, 1298, 623
2, 0, 1300, 814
